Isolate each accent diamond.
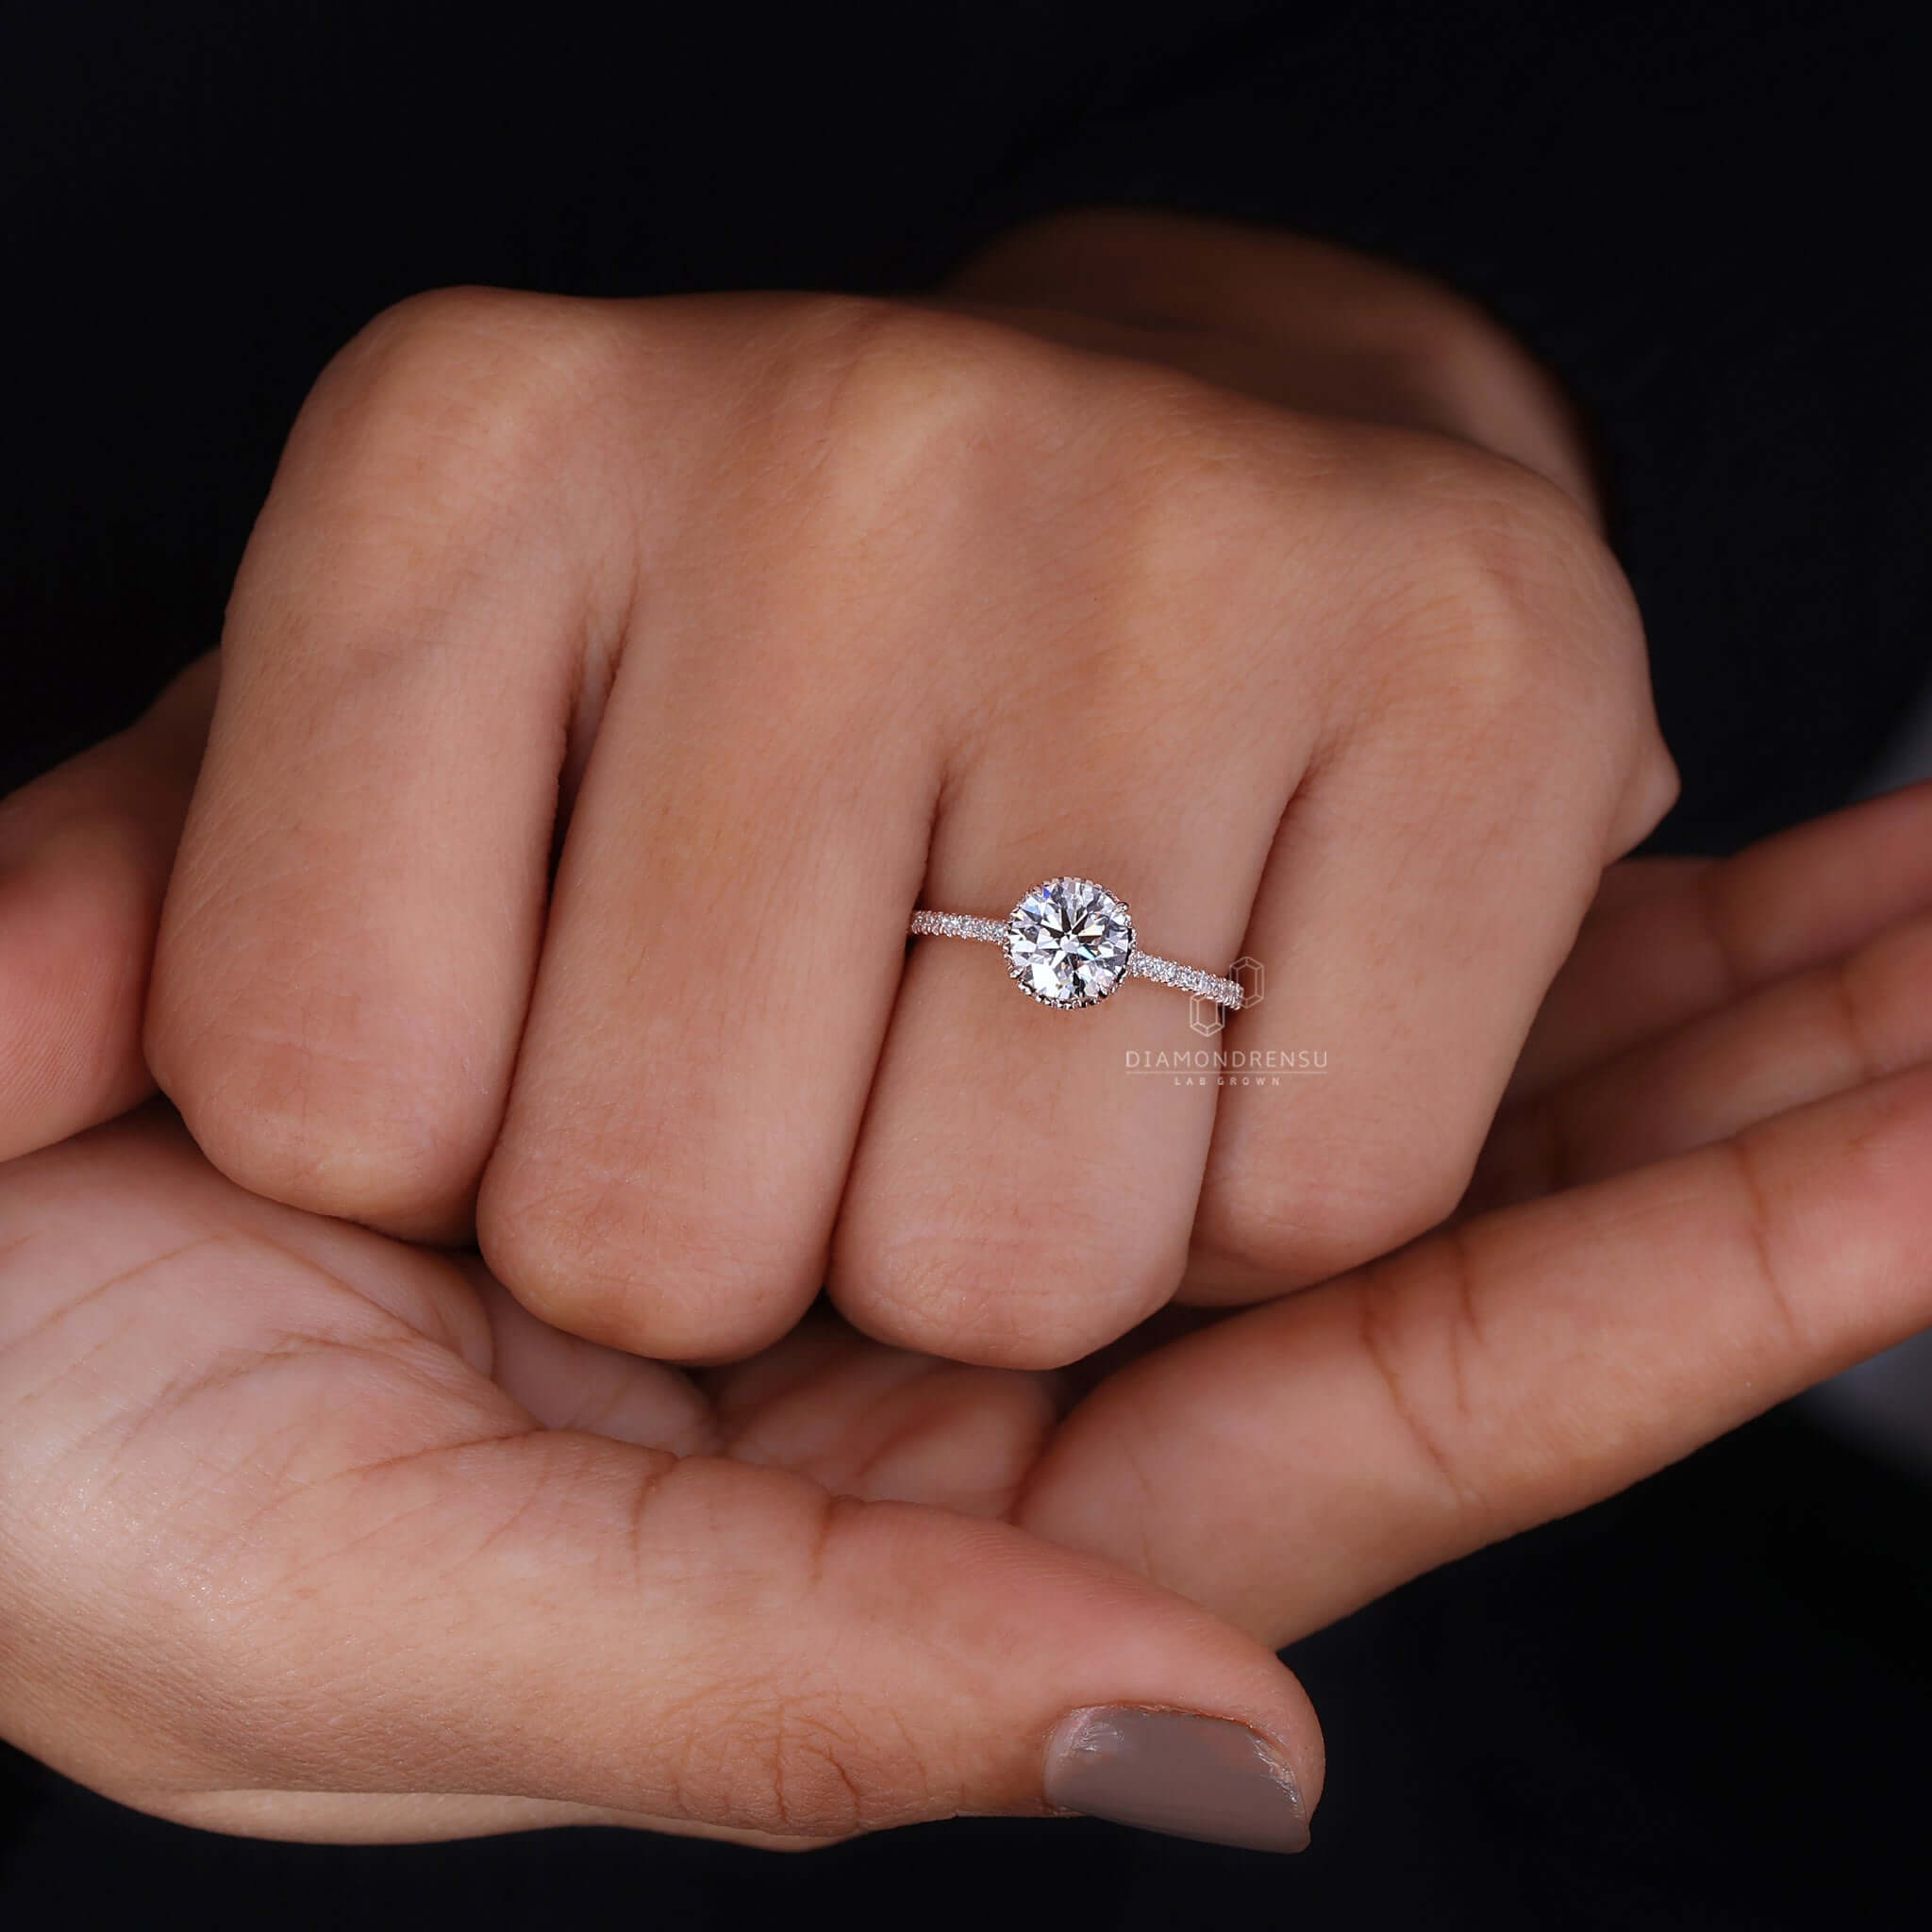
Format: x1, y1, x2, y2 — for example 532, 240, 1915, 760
1005, 876, 1137, 1008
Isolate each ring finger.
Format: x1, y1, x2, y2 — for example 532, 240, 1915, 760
832, 587, 1315, 1369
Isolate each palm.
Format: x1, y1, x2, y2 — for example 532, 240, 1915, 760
5, 1103, 1068, 1529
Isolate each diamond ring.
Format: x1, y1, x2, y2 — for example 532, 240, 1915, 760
908, 875, 1244, 1011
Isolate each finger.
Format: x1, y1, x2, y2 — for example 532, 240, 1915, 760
836, 732, 1290, 1368
829, 366, 1324, 1370
1473, 904, 1932, 1211
469, 1263, 719, 1455
1185, 470, 1672, 1302
146, 291, 627, 1241
0, 1115, 1322, 1854
699, 1310, 1067, 1520
475, 506, 938, 1361
486, 316, 1298, 1372
0, 653, 215, 1160
1509, 776, 1932, 1099
480, 1269, 1062, 1524
244, 1436, 1322, 1850
1022, 1062, 1932, 1649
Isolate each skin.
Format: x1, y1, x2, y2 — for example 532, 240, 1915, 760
6, 691, 1932, 1846
129, 210, 1677, 1373
14, 212, 1907, 1852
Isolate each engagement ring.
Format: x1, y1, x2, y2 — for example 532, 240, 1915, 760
908, 876, 1244, 1011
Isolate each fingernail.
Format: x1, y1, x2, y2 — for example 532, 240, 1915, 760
1042, 1706, 1309, 1854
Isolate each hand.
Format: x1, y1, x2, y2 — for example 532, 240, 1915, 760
7, 703, 1930, 1848
0, 1102, 1324, 1852
1024, 777, 1932, 1642
126, 212, 1671, 1371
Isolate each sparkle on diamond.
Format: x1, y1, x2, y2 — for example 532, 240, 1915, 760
1005, 877, 1136, 1008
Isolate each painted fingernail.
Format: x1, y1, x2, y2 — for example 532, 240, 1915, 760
1042, 1706, 1309, 1854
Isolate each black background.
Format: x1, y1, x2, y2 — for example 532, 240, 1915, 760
3, 3, 1929, 1924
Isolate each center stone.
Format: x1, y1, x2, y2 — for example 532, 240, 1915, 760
1005, 877, 1136, 1008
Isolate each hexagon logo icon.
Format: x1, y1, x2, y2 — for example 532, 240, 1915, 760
1189, 956, 1265, 1038
1189, 991, 1224, 1037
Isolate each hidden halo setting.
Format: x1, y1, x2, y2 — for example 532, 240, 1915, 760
908, 875, 1245, 1012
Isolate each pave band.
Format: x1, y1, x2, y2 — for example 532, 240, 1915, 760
908, 877, 1245, 1012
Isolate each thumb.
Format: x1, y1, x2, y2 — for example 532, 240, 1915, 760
191, 1425, 1322, 1852
0, 653, 215, 1159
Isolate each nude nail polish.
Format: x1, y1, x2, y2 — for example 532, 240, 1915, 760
1042, 1706, 1310, 1854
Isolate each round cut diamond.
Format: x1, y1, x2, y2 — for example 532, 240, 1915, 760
1005, 876, 1136, 1008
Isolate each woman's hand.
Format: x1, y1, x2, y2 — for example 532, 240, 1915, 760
0, 1101, 1323, 1852
121, 216, 1668, 1373
8, 712, 1931, 1847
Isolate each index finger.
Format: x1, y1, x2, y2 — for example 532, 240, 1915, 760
1509, 777, 1932, 1101
0, 653, 215, 1160
1024, 1059, 1932, 1648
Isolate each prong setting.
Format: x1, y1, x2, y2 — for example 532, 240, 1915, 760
1003, 876, 1137, 1009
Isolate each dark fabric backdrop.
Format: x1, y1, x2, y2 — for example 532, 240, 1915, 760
3, 3, 1928, 1924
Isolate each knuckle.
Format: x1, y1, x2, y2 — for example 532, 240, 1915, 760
1352, 1242, 1492, 1521
475, 1167, 639, 1347
630, 1470, 944, 1836
749, 297, 1064, 530
721, 299, 1291, 724
840, 1204, 1170, 1371
147, 971, 479, 1229
290, 285, 628, 514
1083, 380, 1299, 635
147, 931, 487, 1221
347, 282, 622, 411
812, 296, 1038, 433
477, 1141, 809, 1358
718, 1692, 884, 1839
1379, 455, 1642, 714
1619, 725, 1683, 848
1342, 452, 1664, 829
687, 296, 1071, 711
